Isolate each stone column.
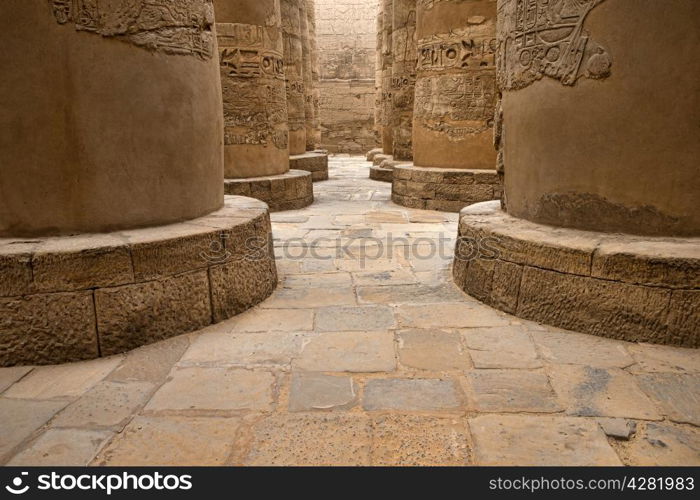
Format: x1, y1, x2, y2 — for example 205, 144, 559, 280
391, 0, 417, 161
281, 0, 307, 155
380, 0, 394, 155
453, 0, 700, 347
300, 0, 315, 151
372, 0, 385, 152
0, 0, 278, 365
391, 0, 500, 211
307, 0, 323, 148
215, 0, 289, 178
217, 0, 314, 208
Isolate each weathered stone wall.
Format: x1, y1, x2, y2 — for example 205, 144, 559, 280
316, 0, 379, 153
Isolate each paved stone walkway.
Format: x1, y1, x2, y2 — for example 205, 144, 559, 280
1, 156, 698, 466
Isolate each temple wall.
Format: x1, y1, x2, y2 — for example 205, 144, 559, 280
316, 0, 379, 153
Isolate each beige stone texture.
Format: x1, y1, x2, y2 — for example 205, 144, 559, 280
282, 0, 307, 154
95, 416, 241, 466
4, 357, 121, 400
243, 414, 371, 465
462, 326, 541, 369
635, 373, 700, 426
224, 170, 314, 210
466, 369, 562, 413
8, 429, 114, 466
623, 423, 700, 466
0, 398, 68, 463
397, 329, 471, 371
145, 367, 275, 411
370, 415, 471, 466
293, 331, 396, 372
0, 0, 224, 237
289, 372, 358, 411
107, 336, 190, 384
548, 365, 661, 420
469, 415, 621, 466
362, 378, 462, 411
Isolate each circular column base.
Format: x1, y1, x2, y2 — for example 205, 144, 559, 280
289, 152, 329, 181
372, 154, 392, 166
0, 196, 279, 366
392, 164, 501, 212
369, 165, 393, 182
453, 201, 700, 347
224, 169, 314, 211
366, 148, 383, 161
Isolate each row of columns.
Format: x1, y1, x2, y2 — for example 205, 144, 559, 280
218, 0, 321, 177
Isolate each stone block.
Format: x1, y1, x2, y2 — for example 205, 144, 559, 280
469, 415, 621, 465
0, 291, 97, 366
31, 236, 133, 292
289, 372, 358, 411
0, 242, 35, 296
370, 415, 471, 466
95, 416, 241, 466
489, 260, 523, 313
462, 326, 541, 369
293, 331, 396, 372
95, 270, 212, 356
8, 429, 113, 466
145, 367, 274, 411
529, 328, 634, 368
181, 331, 309, 366
0, 399, 68, 462
517, 267, 672, 344
625, 423, 700, 466
107, 336, 189, 383
665, 290, 700, 347
548, 365, 661, 420
209, 255, 277, 321
466, 369, 561, 413
243, 414, 371, 466
315, 305, 395, 331
397, 329, 471, 370
51, 381, 155, 430
635, 373, 700, 425
362, 378, 462, 411
626, 343, 700, 374
0, 366, 32, 393
396, 302, 510, 329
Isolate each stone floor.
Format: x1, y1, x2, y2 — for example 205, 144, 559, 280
1, 155, 698, 466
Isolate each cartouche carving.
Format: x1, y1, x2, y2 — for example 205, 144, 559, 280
50, 0, 215, 59
497, 0, 611, 90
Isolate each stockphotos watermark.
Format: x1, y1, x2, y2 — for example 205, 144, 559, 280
199, 231, 501, 267
4, 471, 192, 495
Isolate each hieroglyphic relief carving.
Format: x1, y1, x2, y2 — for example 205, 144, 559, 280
418, 36, 497, 72
414, 72, 496, 139
281, 0, 306, 133
219, 22, 289, 148
497, 0, 611, 90
50, 0, 215, 59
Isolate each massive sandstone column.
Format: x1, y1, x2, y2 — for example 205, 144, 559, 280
0, 0, 278, 365
453, 0, 700, 347
371, 0, 385, 153
391, 0, 500, 211
391, 0, 417, 161
380, 0, 394, 156
216, 0, 314, 208
300, 0, 315, 151
289, 0, 329, 181
215, 0, 289, 178
281, 0, 307, 155
307, 0, 323, 148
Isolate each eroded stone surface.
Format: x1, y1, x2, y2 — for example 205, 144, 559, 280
466, 369, 561, 413
363, 378, 462, 411
470, 415, 621, 466
397, 329, 471, 371
289, 372, 358, 411
293, 331, 396, 372
8, 429, 113, 466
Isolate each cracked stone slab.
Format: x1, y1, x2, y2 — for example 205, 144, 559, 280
0, 398, 69, 463
530, 329, 635, 368
315, 305, 396, 331
624, 423, 700, 466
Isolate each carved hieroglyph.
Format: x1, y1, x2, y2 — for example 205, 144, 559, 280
415, 26, 497, 140
281, 0, 307, 154
300, 0, 316, 151
497, 0, 612, 90
50, 0, 215, 59
391, 0, 417, 161
380, 0, 394, 152
218, 22, 288, 149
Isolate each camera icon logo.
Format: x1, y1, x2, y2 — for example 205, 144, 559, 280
5, 472, 29, 495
